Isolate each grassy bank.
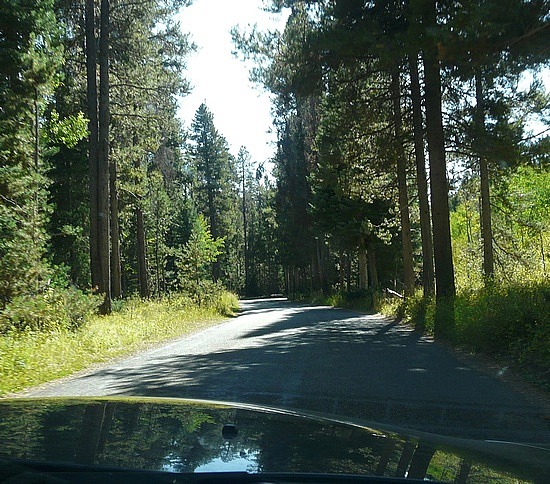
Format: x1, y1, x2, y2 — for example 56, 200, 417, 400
0, 292, 239, 396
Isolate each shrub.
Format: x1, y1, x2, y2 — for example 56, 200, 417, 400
454, 281, 550, 374
0, 286, 101, 333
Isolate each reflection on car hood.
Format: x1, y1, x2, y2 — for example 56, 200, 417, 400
0, 397, 548, 482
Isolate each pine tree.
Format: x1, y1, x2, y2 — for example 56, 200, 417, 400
0, 0, 63, 305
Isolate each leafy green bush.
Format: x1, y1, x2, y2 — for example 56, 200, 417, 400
212, 291, 240, 317
454, 281, 550, 373
0, 286, 101, 333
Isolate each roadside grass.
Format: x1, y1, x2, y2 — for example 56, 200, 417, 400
0, 292, 239, 396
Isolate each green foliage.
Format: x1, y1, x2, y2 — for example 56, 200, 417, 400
176, 215, 225, 304
0, 286, 101, 333
0, 0, 63, 306
455, 281, 549, 372
451, 165, 549, 289
44, 110, 88, 149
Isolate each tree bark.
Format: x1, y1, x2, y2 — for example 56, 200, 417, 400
475, 69, 494, 281
241, 156, 249, 295
358, 239, 368, 290
367, 243, 379, 290
422, 9, 456, 303
409, 54, 435, 297
407, 443, 436, 479
136, 200, 149, 298
98, 0, 111, 313
85, 0, 100, 290
110, 156, 121, 298
391, 67, 415, 297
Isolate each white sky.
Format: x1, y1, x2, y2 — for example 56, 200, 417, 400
177, 1, 289, 165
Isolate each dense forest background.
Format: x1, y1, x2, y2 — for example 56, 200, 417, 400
1, 0, 549, 374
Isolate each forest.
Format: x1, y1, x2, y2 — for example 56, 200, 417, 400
0, 0, 549, 385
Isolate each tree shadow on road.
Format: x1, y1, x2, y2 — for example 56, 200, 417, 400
77, 299, 548, 441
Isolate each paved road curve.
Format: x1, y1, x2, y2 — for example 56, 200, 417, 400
23, 298, 549, 442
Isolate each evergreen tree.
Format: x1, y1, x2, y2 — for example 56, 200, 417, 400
188, 104, 237, 284
0, 0, 63, 306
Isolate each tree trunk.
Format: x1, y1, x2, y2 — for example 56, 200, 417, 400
339, 251, 345, 291
133, 138, 149, 298
358, 239, 368, 291
475, 69, 494, 281
395, 440, 416, 478
242, 158, 249, 295
85, 0, 100, 290
391, 67, 415, 297
368, 243, 379, 290
98, 0, 111, 313
409, 54, 435, 297
407, 443, 436, 479
136, 201, 149, 298
424, 55, 455, 300
110, 156, 121, 298
455, 460, 472, 484
423, 6, 455, 301
422, 0, 455, 338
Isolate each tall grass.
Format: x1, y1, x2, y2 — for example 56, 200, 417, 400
0, 292, 239, 396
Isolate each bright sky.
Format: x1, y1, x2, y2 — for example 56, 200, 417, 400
177, 1, 288, 165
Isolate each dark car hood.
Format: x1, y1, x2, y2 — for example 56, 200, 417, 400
0, 397, 548, 482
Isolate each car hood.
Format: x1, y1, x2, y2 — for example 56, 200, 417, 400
0, 397, 548, 482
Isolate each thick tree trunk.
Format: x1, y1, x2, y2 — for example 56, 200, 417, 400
409, 54, 435, 297
391, 68, 415, 297
422, 1, 455, 338
110, 157, 121, 298
395, 440, 416, 478
98, 0, 111, 313
475, 69, 494, 281
423, 54, 455, 300
85, 0, 100, 290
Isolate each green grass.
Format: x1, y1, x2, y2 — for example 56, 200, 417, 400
0, 292, 239, 396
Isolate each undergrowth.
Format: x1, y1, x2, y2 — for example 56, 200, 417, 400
0, 291, 239, 396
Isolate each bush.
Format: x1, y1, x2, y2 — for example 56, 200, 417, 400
0, 286, 101, 333
454, 281, 550, 374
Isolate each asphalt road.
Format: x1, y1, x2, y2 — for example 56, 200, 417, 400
23, 298, 549, 442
